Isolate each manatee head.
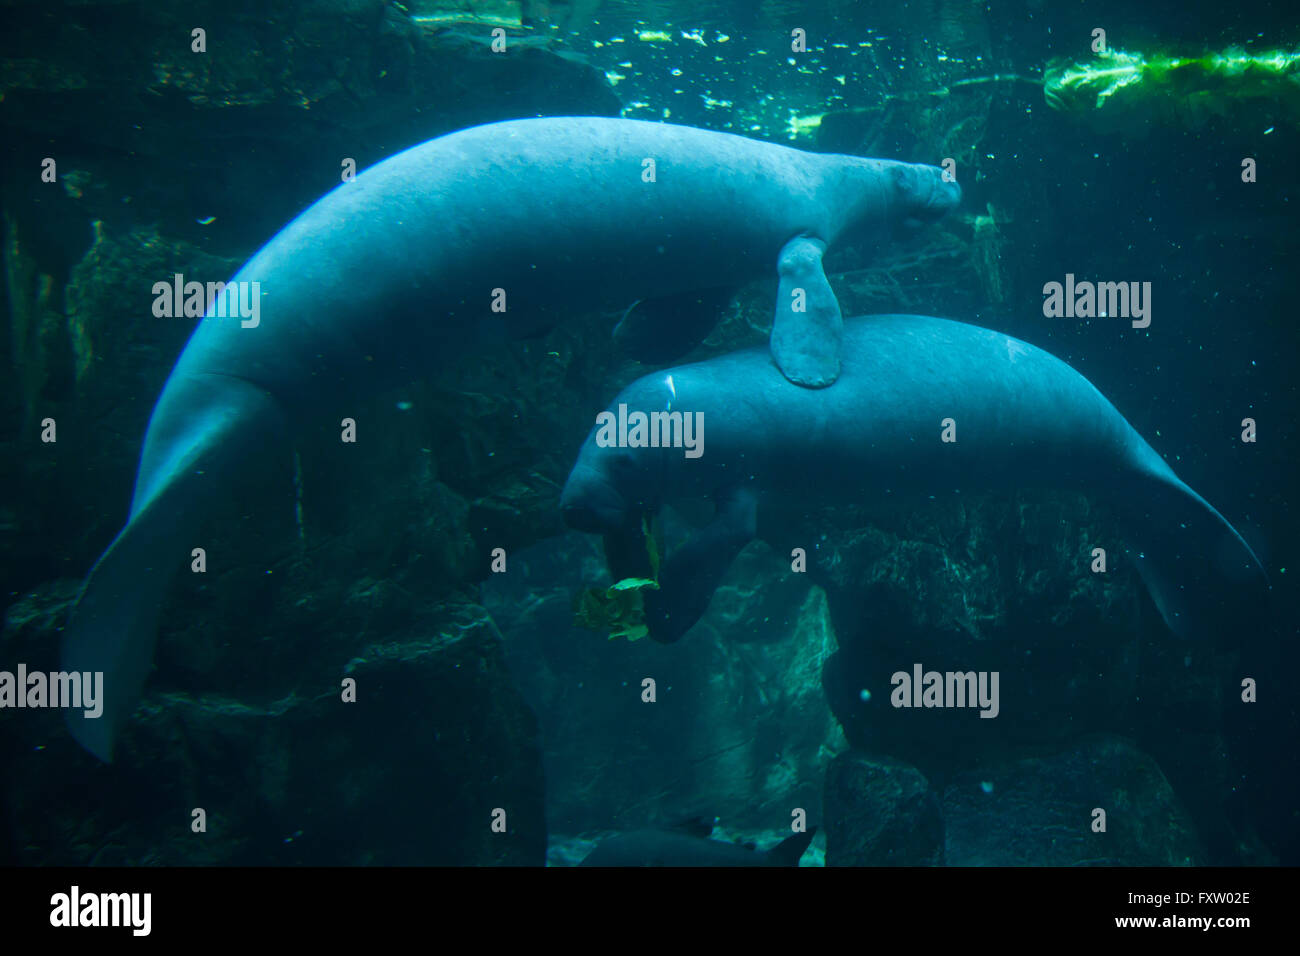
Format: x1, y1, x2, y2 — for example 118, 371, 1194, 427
560, 451, 634, 533
561, 379, 677, 534
831, 157, 960, 247
887, 160, 962, 234
561, 438, 669, 534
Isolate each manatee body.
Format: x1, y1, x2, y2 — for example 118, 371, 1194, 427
580, 828, 816, 867
560, 314, 1268, 644
61, 119, 957, 761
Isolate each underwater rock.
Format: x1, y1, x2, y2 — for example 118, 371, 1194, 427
483, 532, 844, 837
0, 577, 79, 648
685, 538, 814, 646
824, 752, 944, 866
810, 492, 1146, 768
579, 823, 817, 866
941, 736, 1203, 866
0, 0, 619, 152
2, 598, 544, 865
797, 490, 1246, 861
3, 211, 70, 429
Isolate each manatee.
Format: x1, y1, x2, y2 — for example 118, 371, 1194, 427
560, 314, 1268, 644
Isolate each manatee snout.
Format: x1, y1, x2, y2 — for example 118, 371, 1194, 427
892, 162, 961, 232
560, 459, 628, 534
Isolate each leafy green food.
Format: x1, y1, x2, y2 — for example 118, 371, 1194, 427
573, 577, 660, 641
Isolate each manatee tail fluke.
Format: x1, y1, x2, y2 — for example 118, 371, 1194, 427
61, 506, 198, 762
61, 372, 289, 761
1118, 464, 1269, 643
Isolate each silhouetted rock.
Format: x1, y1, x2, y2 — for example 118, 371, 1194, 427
824, 751, 943, 866
941, 736, 1202, 866
3, 595, 544, 865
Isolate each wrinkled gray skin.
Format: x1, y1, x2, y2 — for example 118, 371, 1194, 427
561, 315, 1268, 645
61, 117, 958, 763
580, 828, 815, 867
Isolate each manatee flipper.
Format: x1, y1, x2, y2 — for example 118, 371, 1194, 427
642, 486, 758, 644
1115, 460, 1269, 643
771, 235, 842, 388
62, 373, 287, 762
613, 286, 733, 365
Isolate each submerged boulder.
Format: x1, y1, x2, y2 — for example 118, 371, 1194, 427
941, 735, 1202, 866
824, 751, 944, 866
484, 531, 845, 838
2, 588, 545, 865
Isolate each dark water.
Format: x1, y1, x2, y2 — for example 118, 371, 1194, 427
0, 0, 1295, 868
